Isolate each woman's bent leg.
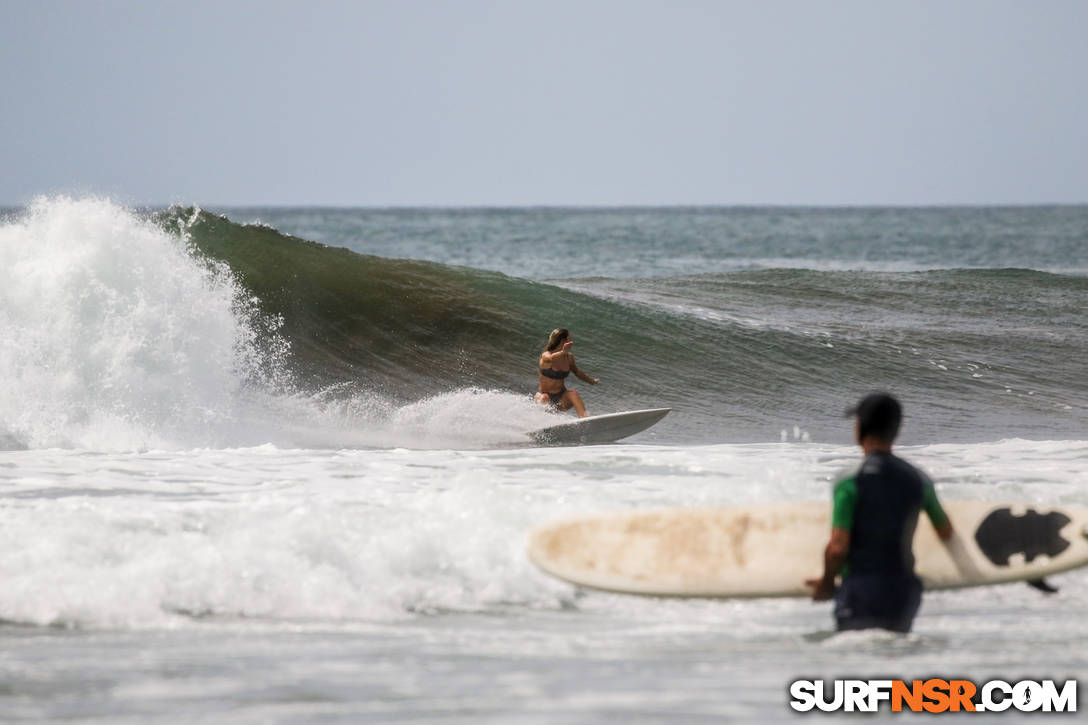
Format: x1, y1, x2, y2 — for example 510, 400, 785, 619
564, 390, 588, 418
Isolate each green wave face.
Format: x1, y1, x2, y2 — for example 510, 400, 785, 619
157, 208, 1088, 443
159, 208, 723, 403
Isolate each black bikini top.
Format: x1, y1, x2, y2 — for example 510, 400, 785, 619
539, 366, 570, 380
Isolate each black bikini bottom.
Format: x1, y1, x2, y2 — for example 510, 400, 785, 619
545, 389, 566, 406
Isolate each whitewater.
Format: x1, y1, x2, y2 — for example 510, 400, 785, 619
1, 198, 1085, 723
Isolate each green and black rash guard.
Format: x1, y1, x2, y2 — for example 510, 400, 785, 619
831, 452, 949, 578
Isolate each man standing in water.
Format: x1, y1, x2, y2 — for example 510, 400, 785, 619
805, 393, 954, 633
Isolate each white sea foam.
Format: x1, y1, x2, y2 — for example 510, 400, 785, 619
0, 439, 1084, 630
0, 197, 268, 449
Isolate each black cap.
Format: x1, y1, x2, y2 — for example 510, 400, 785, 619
845, 392, 902, 443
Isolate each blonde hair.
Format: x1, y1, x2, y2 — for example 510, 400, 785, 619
544, 328, 570, 352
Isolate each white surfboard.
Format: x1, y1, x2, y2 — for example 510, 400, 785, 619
527, 408, 671, 445
527, 502, 1088, 597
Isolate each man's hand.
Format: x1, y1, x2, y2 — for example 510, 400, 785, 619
805, 576, 836, 601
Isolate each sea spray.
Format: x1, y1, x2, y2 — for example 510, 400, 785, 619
0, 197, 283, 449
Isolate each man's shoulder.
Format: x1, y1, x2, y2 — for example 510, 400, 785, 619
831, 461, 862, 491
885, 452, 934, 484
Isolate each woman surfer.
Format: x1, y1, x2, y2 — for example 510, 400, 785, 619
535, 328, 598, 417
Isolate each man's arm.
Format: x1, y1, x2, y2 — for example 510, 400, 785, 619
805, 475, 856, 600
806, 528, 850, 601
922, 474, 984, 580
922, 476, 953, 541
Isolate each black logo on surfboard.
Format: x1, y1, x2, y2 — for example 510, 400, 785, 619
974, 508, 1071, 567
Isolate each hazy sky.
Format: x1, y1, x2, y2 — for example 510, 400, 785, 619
2, 0, 1086, 206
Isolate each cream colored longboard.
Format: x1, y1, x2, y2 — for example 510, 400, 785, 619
527, 408, 671, 446
527, 502, 1088, 597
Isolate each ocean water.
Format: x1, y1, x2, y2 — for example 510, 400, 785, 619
1, 198, 1085, 722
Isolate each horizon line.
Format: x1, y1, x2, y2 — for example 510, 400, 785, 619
5, 200, 1088, 211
